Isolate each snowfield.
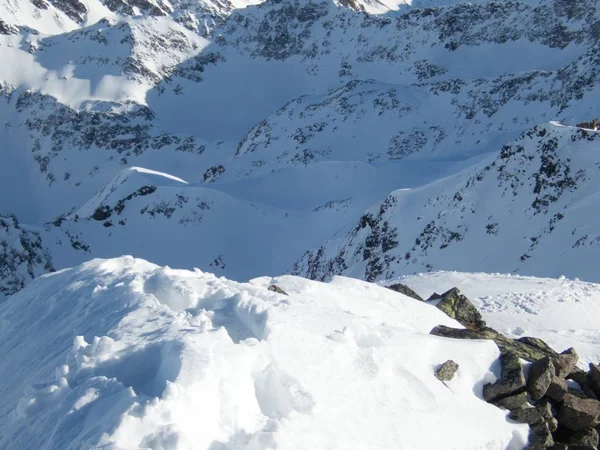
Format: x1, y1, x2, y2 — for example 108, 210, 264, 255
0, 257, 534, 449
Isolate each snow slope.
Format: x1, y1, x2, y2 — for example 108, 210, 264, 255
0, 257, 528, 449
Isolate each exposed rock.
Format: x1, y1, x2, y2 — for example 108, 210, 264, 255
426, 292, 442, 301
528, 357, 555, 401
526, 421, 554, 449
588, 364, 600, 397
546, 377, 569, 402
516, 337, 559, 358
548, 444, 568, 450
568, 369, 598, 399
558, 394, 600, 431
536, 398, 558, 432
510, 405, 545, 424
267, 284, 288, 296
483, 352, 525, 402
568, 428, 599, 448
494, 391, 528, 410
554, 348, 580, 379
0, 216, 54, 298
386, 283, 424, 301
435, 288, 486, 330
430, 325, 556, 362
435, 360, 459, 381
203, 165, 226, 183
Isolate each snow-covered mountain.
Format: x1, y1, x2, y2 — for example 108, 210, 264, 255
2, 0, 600, 288
4, 0, 600, 447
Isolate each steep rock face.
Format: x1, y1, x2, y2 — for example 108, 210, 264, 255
0, 216, 53, 299
293, 123, 600, 282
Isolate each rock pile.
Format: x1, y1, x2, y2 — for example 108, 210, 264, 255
389, 285, 600, 449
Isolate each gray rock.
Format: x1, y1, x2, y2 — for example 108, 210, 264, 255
435, 360, 459, 381
554, 348, 579, 379
588, 363, 600, 398
546, 376, 569, 402
509, 406, 545, 424
568, 428, 599, 448
494, 391, 528, 410
483, 352, 526, 402
528, 357, 555, 401
558, 394, 600, 431
429, 325, 556, 362
386, 283, 424, 301
547, 444, 568, 450
435, 287, 486, 330
536, 398, 558, 432
516, 337, 559, 358
525, 421, 554, 449
267, 285, 288, 296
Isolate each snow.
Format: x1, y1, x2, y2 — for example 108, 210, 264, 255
0, 257, 529, 449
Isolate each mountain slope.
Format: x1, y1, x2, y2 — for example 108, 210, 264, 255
293, 122, 600, 281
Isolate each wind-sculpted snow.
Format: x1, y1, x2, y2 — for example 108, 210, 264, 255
293, 123, 600, 282
0, 257, 529, 449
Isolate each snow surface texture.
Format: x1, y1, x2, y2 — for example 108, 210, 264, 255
1, 0, 600, 291
0, 257, 529, 449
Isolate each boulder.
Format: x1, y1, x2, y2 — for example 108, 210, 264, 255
554, 348, 579, 379
546, 377, 569, 402
553, 426, 599, 449
430, 325, 556, 362
386, 283, 424, 301
568, 428, 599, 448
528, 357, 555, 400
589, 364, 600, 397
435, 288, 486, 330
525, 422, 554, 449
267, 285, 288, 296
536, 398, 557, 430
558, 394, 600, 431
494, 391, 528, 410
483, 352, 526, 402
509, 406, 544, 424
435, 360, 459, 381
516, 337, 559, 357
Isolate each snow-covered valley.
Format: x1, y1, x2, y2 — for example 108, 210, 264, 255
2, 0, 600, 447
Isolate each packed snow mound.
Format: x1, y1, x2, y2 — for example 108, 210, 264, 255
0, 256, 528, 449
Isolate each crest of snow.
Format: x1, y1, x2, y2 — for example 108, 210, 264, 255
0, 257, 527, 449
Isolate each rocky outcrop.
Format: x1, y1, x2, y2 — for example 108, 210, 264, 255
434, 287, 486, 330
430, 287, 600, 449
385, 283, 423, 301
482, 352, 525, 402
0, 216, 54, 299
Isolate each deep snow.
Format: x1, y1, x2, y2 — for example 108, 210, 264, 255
0, 257, 531, 449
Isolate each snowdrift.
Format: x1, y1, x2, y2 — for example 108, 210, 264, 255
0, 257, 528, 449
